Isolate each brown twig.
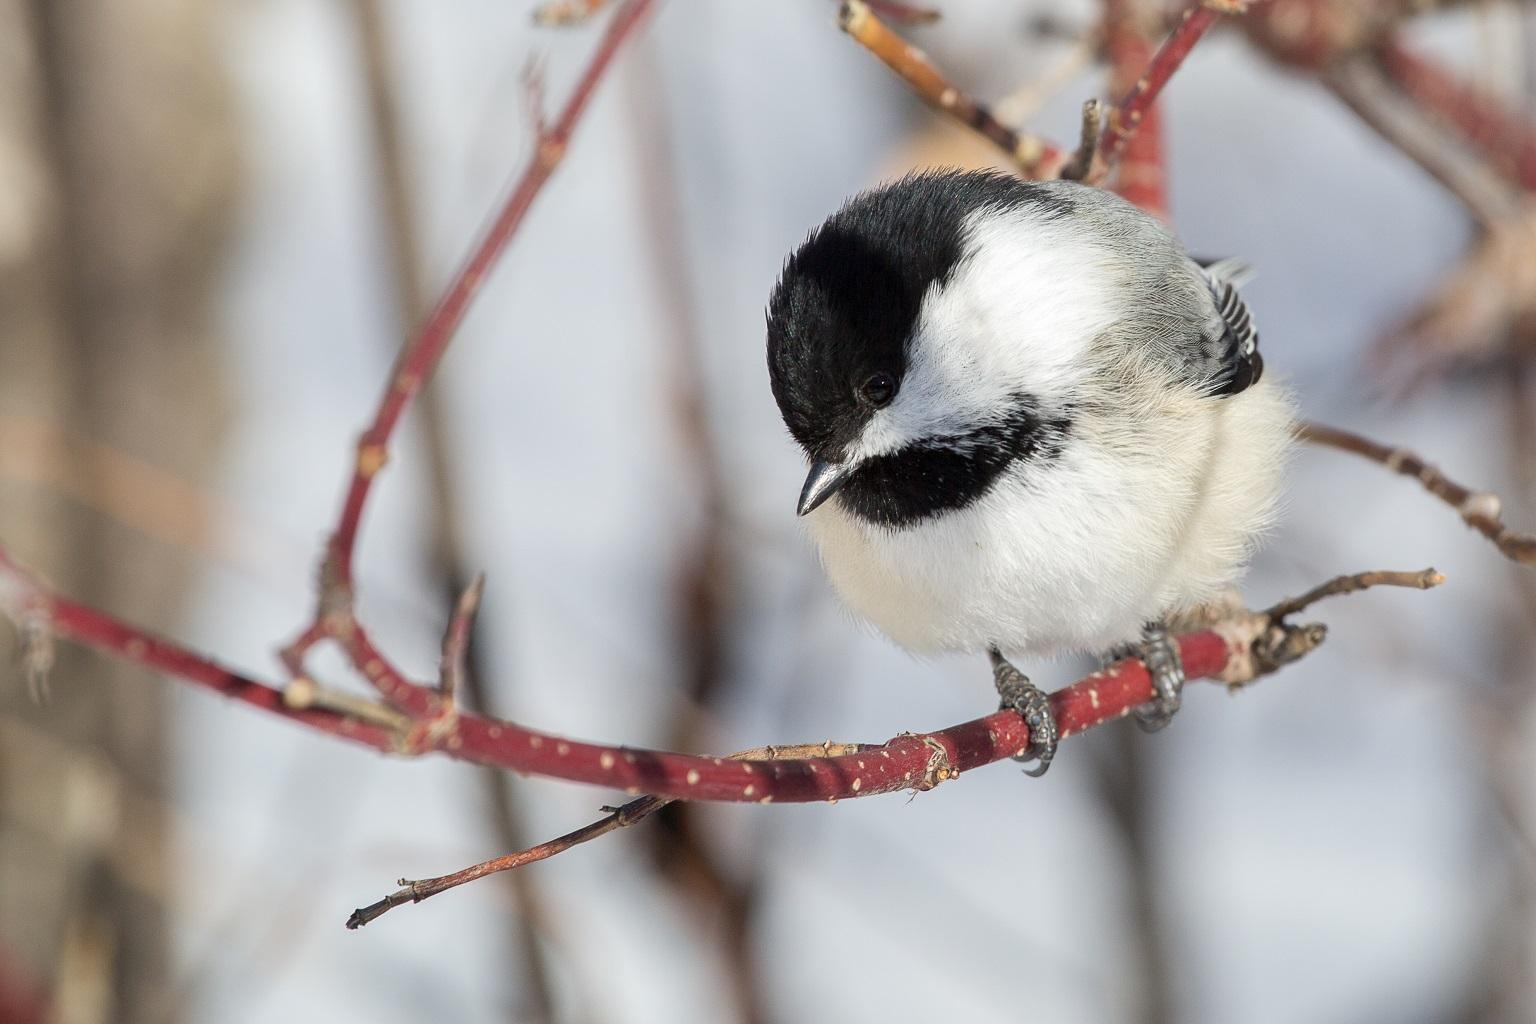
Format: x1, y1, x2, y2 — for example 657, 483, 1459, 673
1060, 98, 1104, 182
346, 743, 867, 928
1263, 567, 1444, 621
1299, 421, 1536, 566
837, 0, 1063, 176
438, 574, 484, 704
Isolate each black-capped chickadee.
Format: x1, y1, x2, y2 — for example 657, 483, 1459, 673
766, 170, 1291, 775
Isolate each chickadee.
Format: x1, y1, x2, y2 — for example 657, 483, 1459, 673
766, 170, 1292, 775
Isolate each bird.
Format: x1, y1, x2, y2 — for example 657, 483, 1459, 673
765, 169, 1293, 776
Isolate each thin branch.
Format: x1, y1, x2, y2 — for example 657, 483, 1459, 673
1093, 0, 1244, 185
837, 0, 1063, 176
346, 3, 560, 1013
438, 573, 484, 704
347, 567, 1446, 928
286, 0, 657, 665
1263, 567, 1444, 621
346, 743, 868, 929
1300, 421, 1536, 566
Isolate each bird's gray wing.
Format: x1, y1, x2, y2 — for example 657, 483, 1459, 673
1194, 257, 1263, 398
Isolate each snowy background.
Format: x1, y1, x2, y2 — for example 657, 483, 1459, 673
106, 1, 1533, 1020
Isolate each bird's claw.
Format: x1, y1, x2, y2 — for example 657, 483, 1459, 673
990, 649, 1057, 777
1132, 621, 1184, 732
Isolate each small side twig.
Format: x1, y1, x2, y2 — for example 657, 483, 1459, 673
439, 573, 485, 704
346, 741, 870, 928
837, 0, 1062, 175
1300, 421, 1536, 566
1059, 98, 1104, 181
1264, 567, 1445, 621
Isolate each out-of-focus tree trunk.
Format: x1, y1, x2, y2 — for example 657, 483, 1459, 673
0, 2, 236, 1021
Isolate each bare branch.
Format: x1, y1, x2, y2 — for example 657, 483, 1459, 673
1300, 421, 1536, 566
1264, 567, 1444, 621
439, 573, 485, 704
837, 0, 1063, 176
346, 743, 870, 929
284, 0, 657, 671
1093, 0, 1244, 187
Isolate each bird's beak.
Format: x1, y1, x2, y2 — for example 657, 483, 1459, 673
797, 459, 855, 517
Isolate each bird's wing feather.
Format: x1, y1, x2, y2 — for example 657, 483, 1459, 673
1194, 257, 1263, 398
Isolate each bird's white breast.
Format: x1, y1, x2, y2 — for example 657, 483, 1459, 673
804, 376, 1293, 658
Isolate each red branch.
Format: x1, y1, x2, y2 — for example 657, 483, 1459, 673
0, 548, 397, 752
317, 0, 656, 605
1376, 38, 1536, 192
2, 537, 1249, 804
1095, 0, 1243, 202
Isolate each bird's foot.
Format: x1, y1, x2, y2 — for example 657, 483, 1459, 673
1132, 621, 1184, 732
989, 648, 1058, 777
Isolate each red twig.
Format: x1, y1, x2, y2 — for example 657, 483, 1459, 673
7, 529, 1428, 806
0, 547, 397, 752
1375, 39, 1536, 192
1093, 0, 1247, 204
305, 0, 656, 626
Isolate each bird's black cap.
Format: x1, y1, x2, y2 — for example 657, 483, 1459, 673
766, 169, 1072, 463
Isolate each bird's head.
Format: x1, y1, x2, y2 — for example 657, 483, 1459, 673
766, 170, 1107, 528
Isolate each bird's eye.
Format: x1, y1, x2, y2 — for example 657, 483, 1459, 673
859, 372, 897, 409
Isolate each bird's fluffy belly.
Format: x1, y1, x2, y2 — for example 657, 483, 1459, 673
804, 378, 1293, 657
